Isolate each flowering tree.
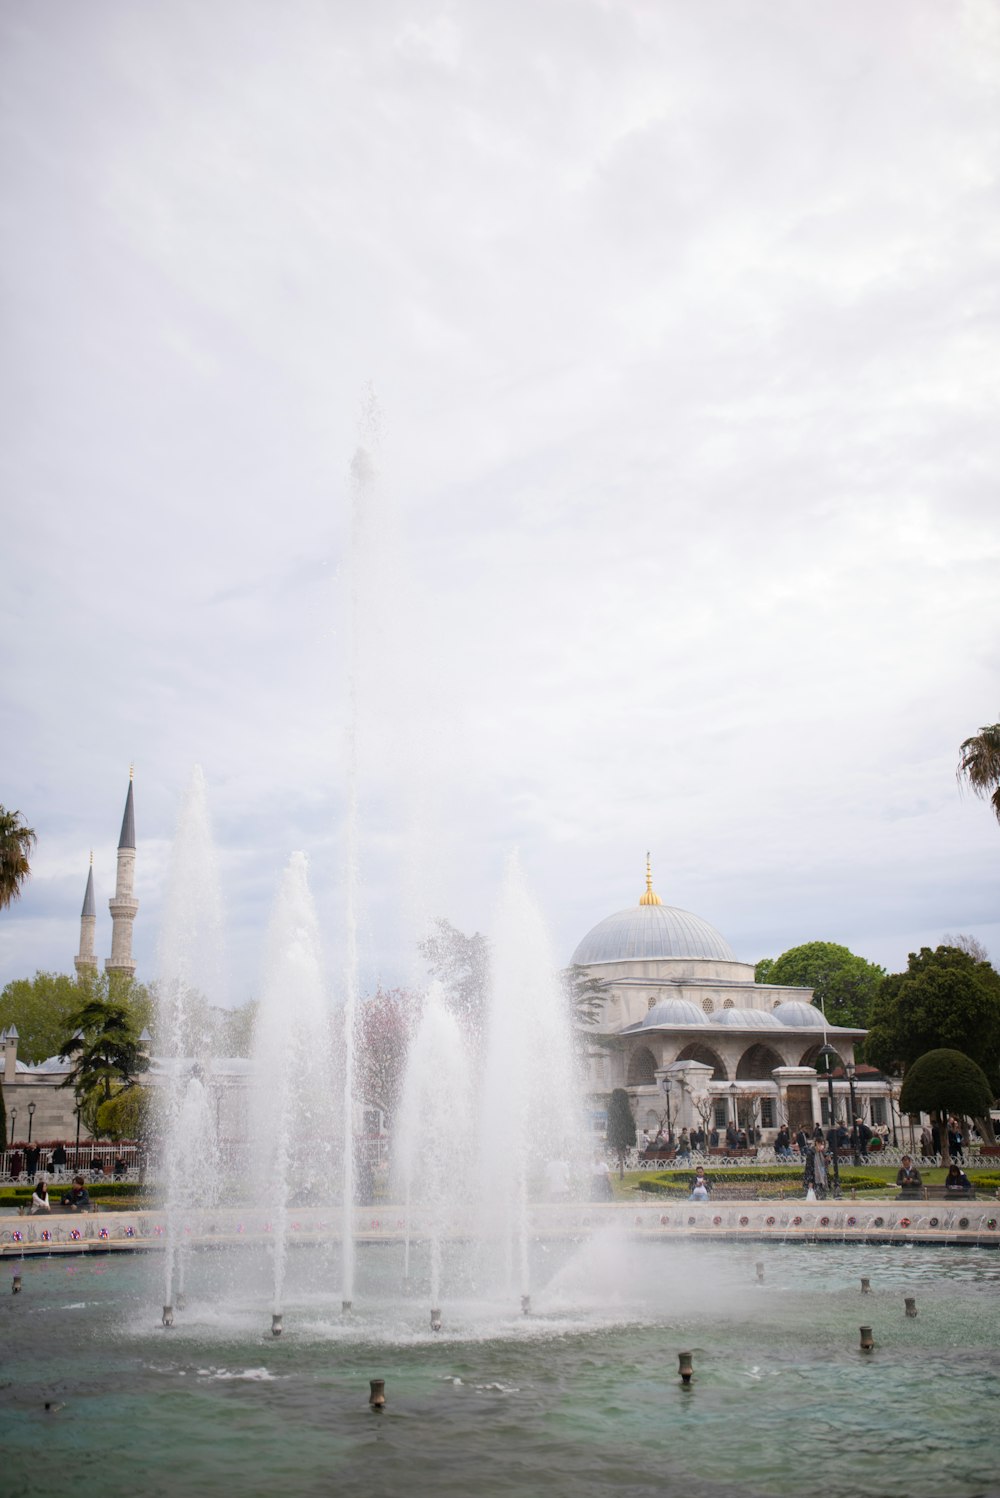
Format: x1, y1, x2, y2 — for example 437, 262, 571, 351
355, 987, 423, 1119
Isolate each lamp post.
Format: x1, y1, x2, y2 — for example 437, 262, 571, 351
816, 1044, 841, 1197
844, 1062, 860, 1165
661, 1077, 673, 1146
75, 1104, 82, 1150
27, 1101, 36, 1144
729, 1082, 739, 1141
9, 1108, 16, 1149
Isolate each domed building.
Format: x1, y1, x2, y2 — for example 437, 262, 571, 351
575, 860, 873, 1144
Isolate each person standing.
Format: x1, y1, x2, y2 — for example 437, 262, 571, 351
50, 1142, 67, 1180
804, 1139, 829, 1200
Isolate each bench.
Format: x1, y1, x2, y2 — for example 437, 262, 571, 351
707, 1148, 759, 1161
897, 1186, 975, 1202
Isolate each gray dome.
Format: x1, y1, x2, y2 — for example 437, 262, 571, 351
773, 1001, 825, 1028
710, 1007, 783, 1028
642, 998, 706, 1028
571, 903, 737, 966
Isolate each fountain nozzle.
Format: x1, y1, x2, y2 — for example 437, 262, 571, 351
521, 1294, 531, 1315
12, 1274, 22, 1294
904, 1297, 917, 1318
859, 1325, 874, 1352
430, 1308, 442, 1333
162, 1305, 174, 1328
678, 1351, 694, 1385
341, 1300, 352, 1316
369, 1378, 386, 1409
272, 1313, 283, 1336
755, 1262, 764, 1284
861, 1278, 871, 1294
176, 1292, 187, 1311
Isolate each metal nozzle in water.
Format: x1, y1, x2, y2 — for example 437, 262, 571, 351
859, 1325, 874, 1352
176, 1292, 187, 1312
162, 1306, 174, 1328
904, 1297, 917, 1318
521, 1294, 531, 1315
369, 1379, 386, 1409
430, 1308, 442, 1333
272, 1313, 283, 1336
860, 1277, 871, 1294
341, 1300, 352, 1316
12, 1274, 22, 1294
755, 1262, 764, 1284
678, 1351, 694, 1385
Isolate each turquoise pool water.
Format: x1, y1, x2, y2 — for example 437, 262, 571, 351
2, 1237, 998, 1497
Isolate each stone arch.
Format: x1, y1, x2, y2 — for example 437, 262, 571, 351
736, 1043, 786, 1080
799, 1041, 845, 1071
626, 1046, 658, 1087
675, 1042, 728, 1081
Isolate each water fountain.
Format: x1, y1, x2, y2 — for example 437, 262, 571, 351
4, 440, 998, 1496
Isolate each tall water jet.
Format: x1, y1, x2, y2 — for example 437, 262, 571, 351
479, 853, 584, 1300
395, 984, 472, 1310
155, 767, 226, 1313
252, 853, 335, 1320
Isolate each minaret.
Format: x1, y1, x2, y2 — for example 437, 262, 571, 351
106, 770, 138, 976
74, 853, 98, 976
638, 851, 663, 906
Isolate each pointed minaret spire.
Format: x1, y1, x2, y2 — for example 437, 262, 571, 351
638, 850, 663, 906
74, 854, 98, 976
106, 773, 138, 976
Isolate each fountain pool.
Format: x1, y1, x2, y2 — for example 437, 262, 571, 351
2, 1235, 998, 1498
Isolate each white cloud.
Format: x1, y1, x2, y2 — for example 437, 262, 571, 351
2, 0, 998, 1003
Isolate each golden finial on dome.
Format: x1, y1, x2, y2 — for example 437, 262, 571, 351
129, 762, 134, 782
638, 851, 662, 906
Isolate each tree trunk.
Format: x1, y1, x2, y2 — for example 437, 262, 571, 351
936, 1110, 951, 1168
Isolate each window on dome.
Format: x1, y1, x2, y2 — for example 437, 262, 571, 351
723, 998, 735, 1009
647, 997, 656, 1011
702, 998, 714, 1014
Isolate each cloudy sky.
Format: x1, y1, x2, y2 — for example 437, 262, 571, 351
2, 0, 998, 1009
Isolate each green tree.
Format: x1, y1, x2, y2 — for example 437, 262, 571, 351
562, 964, 608, 1068
754, 942, 885, 1029
0, 806, 36, 910
606, 1087, 636, 1179
59, 998, 148, 1108
0, 970, 155, 1064
418, 918, 490, 1041
0, 971, 83, 1062
866, 946, 1000, 1088
899, 1049, 995, 1166
212, 1001, 258, 1058
957, 719, 1000, 824
96, 1083, 155, 1143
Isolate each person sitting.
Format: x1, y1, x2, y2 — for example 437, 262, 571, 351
90, 1157, 105, 1181
944, 1164, 972, 1194
113, 1157, 128, 1180
61, 1176, 91, 1211
896, 1155, 923, 1193
774, 1126, 792, 1161
29, 1179, 51, 1214
689, 1166, 712, 1201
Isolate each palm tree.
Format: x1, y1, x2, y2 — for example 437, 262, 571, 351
0, 806, 36, 910
958, 721, 1000, 824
